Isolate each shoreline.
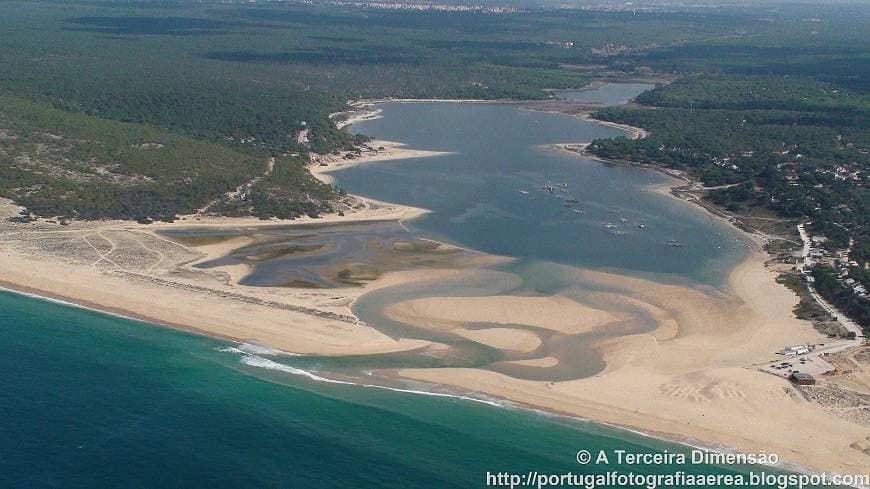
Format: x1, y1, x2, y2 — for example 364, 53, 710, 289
1, 269, 864, 481
2, 91, 867, 475
0, 254, 841, 482
308, 139, 456, 185
548, 142, 777, 241
393, 251, 868, 475
221, 337, 845, 483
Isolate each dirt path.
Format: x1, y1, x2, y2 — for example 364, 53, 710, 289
195, 157, 275, 216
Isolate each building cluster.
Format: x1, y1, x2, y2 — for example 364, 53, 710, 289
325, 1, 517, 13
590, 42, 658, 56
803, 231, 868, 300
826, 165, 863, 182
544, 40, 575, 49
779, 344, 812, 356
710, 155, 741, 171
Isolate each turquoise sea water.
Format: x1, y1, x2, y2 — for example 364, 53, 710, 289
1, 290, 801, 488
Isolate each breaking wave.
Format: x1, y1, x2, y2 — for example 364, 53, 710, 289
220, 342, 296, 356
221, 347, 506, 409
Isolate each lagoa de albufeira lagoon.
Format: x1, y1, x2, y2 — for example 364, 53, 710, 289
1, 84, 867, 488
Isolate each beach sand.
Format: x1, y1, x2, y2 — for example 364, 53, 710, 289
396, 253, 870, 474
385, 295, 626, 335
3, 201, 866, 474
309, 139, 455, 184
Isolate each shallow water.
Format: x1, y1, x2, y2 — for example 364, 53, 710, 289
552, 83, 655, 105
167, 221, 418, 288
335, 100, 749, 286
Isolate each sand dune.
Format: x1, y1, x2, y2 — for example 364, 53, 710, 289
385, 295, 625, 335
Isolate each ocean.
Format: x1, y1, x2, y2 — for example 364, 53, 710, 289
1, 290, 787, 488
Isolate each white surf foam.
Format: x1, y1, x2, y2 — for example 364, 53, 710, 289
233, 353, 505, 409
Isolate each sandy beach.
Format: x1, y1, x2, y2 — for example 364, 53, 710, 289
3, 189, 867, 475
1, 102, 867, 477
395, 254, 870, 474
578, 113, 650, 139
309, 139, 455, 184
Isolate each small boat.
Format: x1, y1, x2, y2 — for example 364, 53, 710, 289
565, 198, 579, 203
573, 209, 584, 214
638, 223, 646, 229
603, 223, 618, 229
666, 239, 684, 247
519, 190, 530, 195
619, 217, 629, 223
611, 230, 626, 236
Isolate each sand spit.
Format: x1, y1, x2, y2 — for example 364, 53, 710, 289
385, 295, 625, 336
309, 139, 455, 185
395, 254, 870, 475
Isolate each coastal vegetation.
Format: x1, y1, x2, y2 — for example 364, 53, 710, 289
0, 95, 263, 221
588, 79, 869, 329
812, 265, 870, 331
2, 0, 867, 224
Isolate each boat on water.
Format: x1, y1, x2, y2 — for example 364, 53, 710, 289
666, 239, 684, 247
573, 209, 584, 214
638, 223, 646, 229
603, 223, 618, 229
519, 190, 530, 195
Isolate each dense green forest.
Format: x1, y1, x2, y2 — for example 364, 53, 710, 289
1, 0, 868, 235
812, 266, 870, 330
588, 77, 869, 328
0, 94, 340, 221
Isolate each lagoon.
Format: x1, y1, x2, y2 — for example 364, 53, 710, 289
335, 100, 749, 286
